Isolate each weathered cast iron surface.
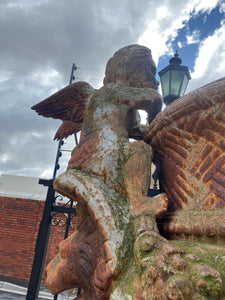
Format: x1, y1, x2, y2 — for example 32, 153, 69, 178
32, 45, 225, 299
145, 77, 225, 244
46, 170, 133, 298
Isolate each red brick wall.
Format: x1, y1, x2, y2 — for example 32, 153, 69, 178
0, 196, 76, 285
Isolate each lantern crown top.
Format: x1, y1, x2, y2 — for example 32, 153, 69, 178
158, 50, 191, 106
169, 51, 182, 65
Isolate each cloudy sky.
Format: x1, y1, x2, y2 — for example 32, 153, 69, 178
0, 0, 225, 179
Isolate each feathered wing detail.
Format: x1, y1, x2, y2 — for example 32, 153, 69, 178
31, 81, 94, 138
145, 77, 225, 215
54, 120, 82, 140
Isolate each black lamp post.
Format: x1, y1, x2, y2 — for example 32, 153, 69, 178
158, 51, 191, 106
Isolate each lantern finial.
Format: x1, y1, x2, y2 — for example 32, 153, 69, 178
169, 51, 182, 65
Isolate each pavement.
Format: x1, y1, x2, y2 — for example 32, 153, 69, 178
0, 281, 75, 299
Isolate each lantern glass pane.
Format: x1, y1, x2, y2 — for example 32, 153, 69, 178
180, 74, 189, 96
160, 71, 170, 98
170, 69, 184, 96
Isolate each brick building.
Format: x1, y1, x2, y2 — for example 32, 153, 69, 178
0, 174, 76, 290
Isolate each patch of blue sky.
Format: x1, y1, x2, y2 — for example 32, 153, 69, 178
157, 3, 225, 76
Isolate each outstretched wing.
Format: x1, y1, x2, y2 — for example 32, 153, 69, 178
145, 77, 225, 214
31, 81, 94, 130
54, 120, 82, 140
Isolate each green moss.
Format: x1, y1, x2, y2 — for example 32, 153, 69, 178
111, 260, 138, 299
172, 240, 225, 297
102, 185, 135, 272
173, 240, 225, 271
114, 138, 131, 197
79, 168, 135, 273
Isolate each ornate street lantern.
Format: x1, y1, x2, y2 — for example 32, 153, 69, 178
158, 51, 191, 106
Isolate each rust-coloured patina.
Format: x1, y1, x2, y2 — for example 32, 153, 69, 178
46, 170, 130, 299
32, 81, 94, 140
32, 45, 225, 299
145, 77, 225, 244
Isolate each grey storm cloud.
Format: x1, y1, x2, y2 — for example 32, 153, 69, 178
0, 0, 154, 78
0, 0, 224, 178
0, 0, 156, 178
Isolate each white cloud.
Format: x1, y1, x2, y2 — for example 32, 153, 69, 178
0, 71, 13, 83
0, 153, 10, 163
177, 41, 183, 48
220, 2, 225, 13
2, 0, 49, 9
194, 0, 221, 13
186, 30, 200, 45
156, 6, 170, 19
31, 69, 60, 87
187, 22, 225, 92
0, 0, 224, 178
138, 0, 221, 63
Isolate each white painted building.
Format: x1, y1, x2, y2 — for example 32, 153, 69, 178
0, 174, 48, 200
